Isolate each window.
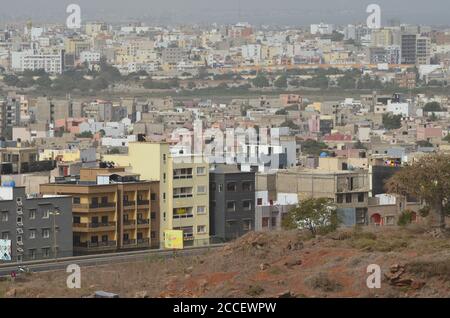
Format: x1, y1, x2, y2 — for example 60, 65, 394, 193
345, 194, 352, 203
73, 197, 81, 204
17, 235, 22, 243
29, 209, 36, 220
271, 217, 277, 227
42, 228, 50, 239
42, 248, 50, 258
242, 182, 252, 191
151, 212, 156, 220
42, 210, 49, 219
197, 206, 206, 215
218, 184, 223, 192
358, 193, 365, 203
123, 233, 129, 241
262, 217, 270, 228
73, 216, 81, 224
197, 167, 206, 175
243, 219, 252, 231
91, 236, 98, 244
29, 229, 36, 239
197, 185, 206, 194
1, 211, 8, 222
197, 225, 206, 234
227, 182, 237, 191
151, 231, 156, 239
1, 232, 9, 240
102, 235, 108, 242
29, 249, 36, 260
337, 194, 344, 204
151, 193, 157, 201
226, 201, 236, 212
257, 198, 263, 206
101, 216, 109, 224
101, 196, 108, 204
243, 200, 252, 211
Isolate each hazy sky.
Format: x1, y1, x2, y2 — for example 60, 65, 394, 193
0, 0, 448, 26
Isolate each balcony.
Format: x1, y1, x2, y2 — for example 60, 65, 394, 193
137, 219, 150, 228
173, 194, 193, 199
73, 203, 115, 213
74, 240, 117, 252
137, 200, 150, 207
123, 239, 137, 246
137, 238, 150, 246
73, 222, 116, 232
123, 201, 136, 210
123, 220, 136, 229
173, 174, 193, 180
173, 214, 194, 220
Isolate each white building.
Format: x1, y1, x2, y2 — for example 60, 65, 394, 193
241, 44, 262, 63
310, 23, 334, 35
11, 47, 64, 74
80, 51, 101, 64
387, 101, 410, 117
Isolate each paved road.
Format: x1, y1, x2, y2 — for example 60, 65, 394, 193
0, 244, 224, 276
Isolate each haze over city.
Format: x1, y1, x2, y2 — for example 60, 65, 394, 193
1, 0, 450, 25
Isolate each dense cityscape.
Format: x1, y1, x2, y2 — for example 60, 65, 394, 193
1, 1, 450, 301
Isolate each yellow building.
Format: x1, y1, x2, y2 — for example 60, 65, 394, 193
39, 149, 82, 162
41, 167, 160, 254
103, 142, 210, 246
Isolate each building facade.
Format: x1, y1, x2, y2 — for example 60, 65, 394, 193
0, 185, 73, 262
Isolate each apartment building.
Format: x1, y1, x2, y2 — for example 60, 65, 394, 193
277, 166, 370, 226
11, 47, 64, 74
0, 145, 55, 175
0, 185, 73, 262
40, 167, 160, 254
209, 164, 255, 241
35, 97, 74, 124
103, 142, 210, 246
0, 95, 21, 140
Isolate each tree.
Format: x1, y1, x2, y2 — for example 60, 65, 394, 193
301, 140, 329, 156
280, 120, 299, 130
382, 114, 402, 130
252, 73, 270, 88
76, 131, 94, 138
416, 140, 433, 148
282, 198, 339, 236
423, 101, 442, 112
386, 153, 450, 230
274, 74, 288, 88
275, 108, 288, 115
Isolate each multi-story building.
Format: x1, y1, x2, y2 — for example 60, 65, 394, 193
103, 142, 210, 246
277, 165, 370, 227
401, 33, 417, 64
209, 164, 255, 241
0, 145, 55, 175
11, 45, 64, 74
40, 167, 160, 254
0, 184, 73, 262
416, 36, 431, 65
0, 95, 21, 140
35, 97, 74, 124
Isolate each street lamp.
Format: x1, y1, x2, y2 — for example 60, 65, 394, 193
49, 208, 61, 261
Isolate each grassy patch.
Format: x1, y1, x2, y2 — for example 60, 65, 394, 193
407, 259, 450, 280
305, 273, 343, 292
246, 285, 265, 297
350, 238, 408, 252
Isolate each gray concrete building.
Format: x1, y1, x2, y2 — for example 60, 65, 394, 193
209, 165, 255, 241
0, 185, 73, 263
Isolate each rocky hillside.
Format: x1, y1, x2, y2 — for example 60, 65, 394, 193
2, 226, 450, 298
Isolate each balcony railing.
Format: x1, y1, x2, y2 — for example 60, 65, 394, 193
90, 202, 116, 209
137, 200, 150, 206
74, 241, 117, 248
123, 239, 137, 246
123, 201, 136, 207
88, 222, 116, 229
137, 238, 150, 245
173, 194, 193, 199
173, 175, 193, 180
137, 219, 150, 225
173, 214, 194, 219
123, 220, 136, 227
